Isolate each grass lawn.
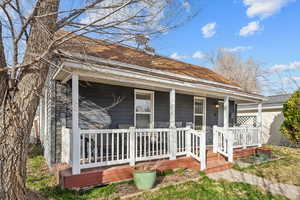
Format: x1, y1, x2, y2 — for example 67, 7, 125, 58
26, 144, 288, 200
128, 176, 287, 200
233, 145, 300, 186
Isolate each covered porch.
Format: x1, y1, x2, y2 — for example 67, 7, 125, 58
53, 58, 265, 177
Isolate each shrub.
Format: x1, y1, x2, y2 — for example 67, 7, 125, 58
280, 90, 300, 144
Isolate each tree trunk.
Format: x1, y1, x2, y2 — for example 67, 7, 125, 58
0, 0, 60, 199
0, 21, 8, 105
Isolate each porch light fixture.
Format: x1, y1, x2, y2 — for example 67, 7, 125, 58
215, 104, 219, 108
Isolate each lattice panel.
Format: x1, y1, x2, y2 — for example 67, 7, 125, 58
236, 115, 257, 127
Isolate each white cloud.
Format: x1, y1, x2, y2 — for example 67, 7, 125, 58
222, 46, 253, 52
270, 61, 300, 71
239, 21, 261, 36
243, 0, 294, 19
170, 52, 187, 60
201, 22, 216, 38
192, 51, 206, 59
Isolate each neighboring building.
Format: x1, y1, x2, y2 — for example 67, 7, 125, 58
39, 31, 265, 188
237, 94, 290, 145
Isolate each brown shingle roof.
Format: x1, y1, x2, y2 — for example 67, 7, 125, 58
56, 31, 240, 88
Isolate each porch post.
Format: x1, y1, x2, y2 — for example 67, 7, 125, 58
213, 125, 218, 153
224, 96, 229, 128
129, 127, 136, 166
224, 96, 233, 162
72, 73, 80, 174
257, 102, 263, 147
169, 88, 176, 160
200, 128, 206, 170
186, 126, 191, 157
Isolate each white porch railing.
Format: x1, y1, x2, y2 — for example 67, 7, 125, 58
79, 129, 131, 169
213, 126, 260, 162
135, 128, 170, 162
189, 129, 206, 170
74, 127, 206, 171
230, 127, 260, 148
213, 126, 233, 162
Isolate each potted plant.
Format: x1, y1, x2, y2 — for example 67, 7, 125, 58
133, 163, 157, 190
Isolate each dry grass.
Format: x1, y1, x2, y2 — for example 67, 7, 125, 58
128, 175, 287, 200
26, 144, 291, 199
234, 145, 300, 186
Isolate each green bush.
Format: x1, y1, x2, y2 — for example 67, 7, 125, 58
280, 90, 300, 144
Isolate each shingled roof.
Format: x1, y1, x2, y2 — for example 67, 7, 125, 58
56, 31, 240, 89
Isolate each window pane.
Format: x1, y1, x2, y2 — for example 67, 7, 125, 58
195, 115, 203, 130
136, 93, 151, 112
136, 114, 150, 128
195, 99, 204, 114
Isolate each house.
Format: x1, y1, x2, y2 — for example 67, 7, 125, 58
237, 94, 290, 146
39, 31, 266, 188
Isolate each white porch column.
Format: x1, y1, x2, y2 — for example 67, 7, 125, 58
72, 73, 80, 174
224, 96, 229, 128
200, 129, 206, 170
169, 89, 176, 160
129, 127, 136, 166
170, 89, 176, 128
213, 125, 218, 153
257, 102, 263, 147
224, 96, 233, 162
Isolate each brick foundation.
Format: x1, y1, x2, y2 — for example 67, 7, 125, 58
57, 147, 263, 189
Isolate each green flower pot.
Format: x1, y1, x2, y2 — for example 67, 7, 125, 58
133, 170, 157, 190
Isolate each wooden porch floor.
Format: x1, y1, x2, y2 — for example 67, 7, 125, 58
56, 147, 258, 189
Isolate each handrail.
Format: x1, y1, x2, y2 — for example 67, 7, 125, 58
213, 126, 233, 162
213, 126, 260, 163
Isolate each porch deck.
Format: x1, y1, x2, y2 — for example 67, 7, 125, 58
57, 147, 258, 189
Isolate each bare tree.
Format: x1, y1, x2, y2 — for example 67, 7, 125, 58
0, 0, 199, 199
262, 69, 300, 95
206, 49, 263, 93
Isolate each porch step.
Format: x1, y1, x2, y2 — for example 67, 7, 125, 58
206, 152, 226, 162
204, 160, 234, 174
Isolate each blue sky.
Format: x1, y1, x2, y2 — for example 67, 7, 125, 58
149, 0, 300, 95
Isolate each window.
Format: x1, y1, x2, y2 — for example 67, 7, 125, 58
135, 90, 154, 128
194, 97, 206, 131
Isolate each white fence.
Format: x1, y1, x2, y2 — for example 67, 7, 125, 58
213, 126, 260, 162
76, 127, 205, 170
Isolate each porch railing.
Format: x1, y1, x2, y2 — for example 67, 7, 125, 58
80, 129, 131, 169
213, 126, 260, 162
189, 129, 206, 170
135, 128, 170, 162
213, 126, 233, 162
76, 127, 205, 171
230, 127, 260, 148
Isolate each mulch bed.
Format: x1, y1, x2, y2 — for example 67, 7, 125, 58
111, 169, 200, 199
